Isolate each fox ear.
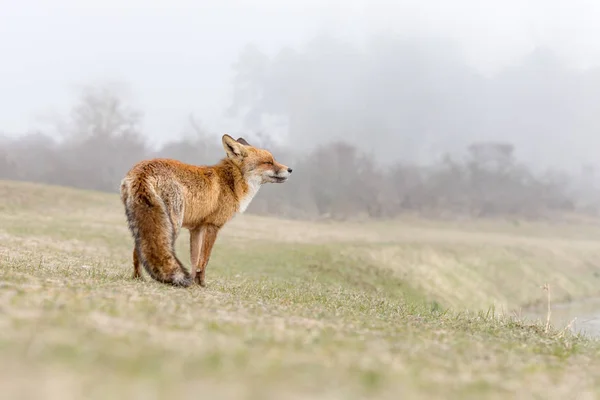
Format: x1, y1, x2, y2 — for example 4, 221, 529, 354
236, 137, 251, 146
222, 134, 247, 158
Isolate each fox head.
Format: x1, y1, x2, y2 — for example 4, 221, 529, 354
222, 134, 292, 184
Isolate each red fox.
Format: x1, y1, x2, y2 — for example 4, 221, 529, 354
120, 134, 292, 287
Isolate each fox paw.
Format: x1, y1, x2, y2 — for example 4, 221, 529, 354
194, 272, 206, 287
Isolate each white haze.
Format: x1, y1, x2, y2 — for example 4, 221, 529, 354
1, 0, 600, 171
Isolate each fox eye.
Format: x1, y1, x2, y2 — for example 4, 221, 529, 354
264, 161, 273, 165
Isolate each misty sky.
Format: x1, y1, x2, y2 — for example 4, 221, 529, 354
2, 0, 600, 147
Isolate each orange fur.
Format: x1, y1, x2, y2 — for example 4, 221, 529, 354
120, 134, 292, 287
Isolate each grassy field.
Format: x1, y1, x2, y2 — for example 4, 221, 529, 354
1, 179, 600, 399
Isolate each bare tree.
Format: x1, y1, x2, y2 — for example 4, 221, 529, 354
56, 83, 147, 191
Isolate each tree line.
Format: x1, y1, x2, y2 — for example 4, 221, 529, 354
0, 83, 598, 221
2, 33, 600, 220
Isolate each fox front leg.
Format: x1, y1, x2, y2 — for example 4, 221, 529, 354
189, 228, 203, 283
195, 225, 219, 287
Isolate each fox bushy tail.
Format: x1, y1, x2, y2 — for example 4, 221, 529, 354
120, 179, 192, 287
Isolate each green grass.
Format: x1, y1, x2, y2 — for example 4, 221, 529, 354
1, 179, 600, 399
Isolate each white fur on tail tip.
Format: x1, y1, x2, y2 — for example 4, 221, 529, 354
238, 176, 262, 213
172, 270, 189, 286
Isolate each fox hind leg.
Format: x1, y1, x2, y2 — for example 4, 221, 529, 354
132, 247, 143, 280
123, 181, 191, 288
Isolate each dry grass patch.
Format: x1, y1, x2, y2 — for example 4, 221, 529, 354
2, 180, 600, 399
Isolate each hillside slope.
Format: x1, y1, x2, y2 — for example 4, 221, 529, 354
1, 180, 600, 399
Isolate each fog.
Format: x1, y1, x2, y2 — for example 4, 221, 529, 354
2, 0, 600, 220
